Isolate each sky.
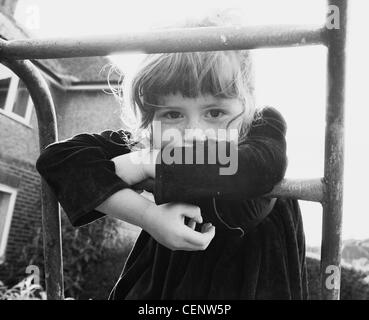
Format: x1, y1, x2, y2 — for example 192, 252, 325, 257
14, 0, 369, 246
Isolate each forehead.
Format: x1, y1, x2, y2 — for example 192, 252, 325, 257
157, 93, 234, 108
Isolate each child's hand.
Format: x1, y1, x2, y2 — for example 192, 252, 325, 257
142, 202, 216, 251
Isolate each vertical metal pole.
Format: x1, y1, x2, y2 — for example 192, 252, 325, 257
321, 0, 347, 300
1, 58, 64, 300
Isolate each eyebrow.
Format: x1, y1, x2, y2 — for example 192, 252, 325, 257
145, 102, 176, 110
156, 102, 225, 110
155, 105, 183, 110
201, 103, 225, 109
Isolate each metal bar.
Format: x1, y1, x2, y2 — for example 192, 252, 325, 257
134, 177, 325, 203
268, 178, 324, 203
0, 24, 326, 60
320, 0, 347, 300
0, 58, 64, 300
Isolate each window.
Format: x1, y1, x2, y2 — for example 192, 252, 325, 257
0, 64, 33, 125
0, 184, 17, 264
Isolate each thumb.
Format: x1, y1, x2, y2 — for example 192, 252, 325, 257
182, 206, 203, 224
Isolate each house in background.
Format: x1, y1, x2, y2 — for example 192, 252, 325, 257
0, 7, 131, 276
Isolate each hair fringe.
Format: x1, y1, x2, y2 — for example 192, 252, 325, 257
106, 9, 262, 149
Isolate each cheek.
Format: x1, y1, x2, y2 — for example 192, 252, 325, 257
151, 121, 162, 149
206, 116, 242, 138
227, 118, 243, 143
227, 116, 243, 130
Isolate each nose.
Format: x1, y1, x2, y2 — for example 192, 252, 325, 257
183, 131, 206, 146
183, 120, 207, 146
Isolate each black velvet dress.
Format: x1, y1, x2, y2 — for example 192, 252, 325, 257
36, 106, 309, 300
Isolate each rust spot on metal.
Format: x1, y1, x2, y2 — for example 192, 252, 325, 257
220, 34, 228, 45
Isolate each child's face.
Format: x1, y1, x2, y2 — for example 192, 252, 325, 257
152, 93, 244, 149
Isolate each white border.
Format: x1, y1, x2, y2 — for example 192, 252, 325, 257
0, 183, 18, 264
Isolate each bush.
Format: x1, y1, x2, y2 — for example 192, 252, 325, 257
307, 256, 369, 300
2, 213, 138, 299
6, 219, 369, 300
0, 274, 46, 300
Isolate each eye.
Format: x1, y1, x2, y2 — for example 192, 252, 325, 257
162, 111, 184, 120
205, 109, 226, 119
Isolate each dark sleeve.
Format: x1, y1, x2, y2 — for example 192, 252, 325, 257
36, 130, 133, 227
153, 106, 287, 205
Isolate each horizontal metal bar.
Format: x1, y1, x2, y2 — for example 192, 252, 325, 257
134, 177, 325, 203
0, 25, 326, 60
267, 178, 324, 203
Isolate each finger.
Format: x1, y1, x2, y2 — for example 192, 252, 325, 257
175, 225, 215, 251
182, 206, 203, 224
166, 240, 202, 252
187, 218, 196, 230
184, 230, 215, 250
201, 222, 213, 233
182, 224, 215, 248
174, 244, 203, 252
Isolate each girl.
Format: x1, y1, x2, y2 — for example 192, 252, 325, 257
36, 14, 308, 300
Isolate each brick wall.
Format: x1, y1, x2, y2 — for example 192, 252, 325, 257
55, 89, 124, 139
0, 154, 41, 279
0, 82, 126, 280
0, 8, 131, 284
0, 105, 40, 164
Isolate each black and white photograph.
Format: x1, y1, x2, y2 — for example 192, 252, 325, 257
0, 0, 367, 307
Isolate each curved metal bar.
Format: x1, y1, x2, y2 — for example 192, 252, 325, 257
0, 25, 326, 60
0, 58, 64, 300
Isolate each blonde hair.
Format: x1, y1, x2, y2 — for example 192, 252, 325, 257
112, 9, 261, 150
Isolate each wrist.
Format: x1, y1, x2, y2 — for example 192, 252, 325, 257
141, 200, 157, 231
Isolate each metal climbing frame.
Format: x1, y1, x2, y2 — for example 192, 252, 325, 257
0, 0, 347, 300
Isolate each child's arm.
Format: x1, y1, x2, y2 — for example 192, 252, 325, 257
36, 130, 215, 251
36, 130, 143, 227
151, 106, 287, 204
96, 189, 215, 251
111, 148, 159, 186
